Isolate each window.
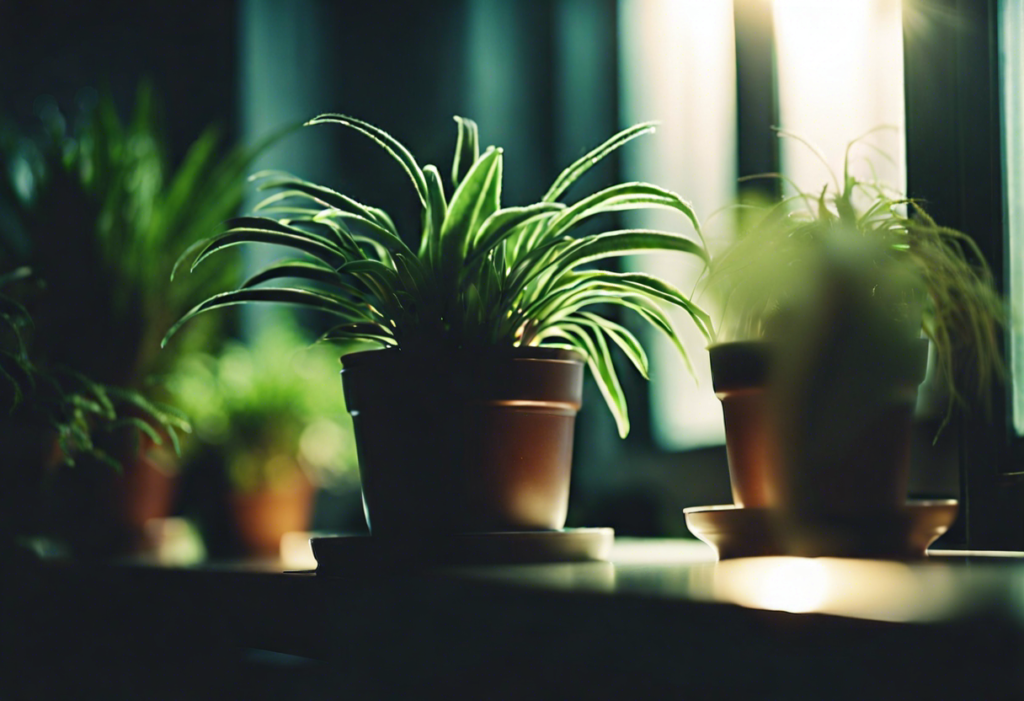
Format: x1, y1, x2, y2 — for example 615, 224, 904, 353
773, 0, 905, 196
619, 0, 907, 451
1003, 0, 1024, 436
618, 0, 736, 450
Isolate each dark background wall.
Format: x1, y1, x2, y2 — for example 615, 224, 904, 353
0, 0, 240, 163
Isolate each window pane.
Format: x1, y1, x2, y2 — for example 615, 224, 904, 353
620, 0, 907, 451
618, 0, 737, 450
1002, 0, 1024, 435
774, 0, 906, 198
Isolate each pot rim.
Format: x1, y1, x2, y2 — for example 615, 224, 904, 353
340, 345, 585, 368
709, 336, 930, 392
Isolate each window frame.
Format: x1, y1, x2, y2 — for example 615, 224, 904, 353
903, 0, 1024, 549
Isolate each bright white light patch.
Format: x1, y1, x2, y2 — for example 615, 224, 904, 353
618, 0, 737, 450
773, 0, 906, 198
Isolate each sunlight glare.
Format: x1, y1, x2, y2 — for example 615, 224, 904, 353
773, 0, 906, 197
618, 0, 736, 450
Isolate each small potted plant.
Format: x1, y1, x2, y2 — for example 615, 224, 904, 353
0, 268, 188, 558
706, 132, 1003, 554
167, 323, 358, 556
166, 114, 712, 536
0, 84, 277, 552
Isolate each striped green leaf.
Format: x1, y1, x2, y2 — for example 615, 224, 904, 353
306, 114, 428, 206
439, 146, 502, 283
190, 227, 349, 273
162, 287, 371, 347
543, 122, 657, 202
451, 116, 480, 188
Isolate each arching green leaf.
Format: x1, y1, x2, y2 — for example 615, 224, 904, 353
305, 114, 428, 206
163, 288, 371, 347
543, 122, 657, 202
451, 116, 480, 189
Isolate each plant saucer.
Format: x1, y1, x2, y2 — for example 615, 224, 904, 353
311, 528, 614, 575
684, 500, 957, 560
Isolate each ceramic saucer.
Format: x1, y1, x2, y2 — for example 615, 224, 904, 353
684, 500, 957, 560
312, 527, 615, 575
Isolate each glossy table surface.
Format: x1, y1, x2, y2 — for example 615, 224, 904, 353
10, 539, 1024, 699
451, 539, 1024, 625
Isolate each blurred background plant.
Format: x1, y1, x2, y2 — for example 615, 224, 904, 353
165, 321, 358, 556
0, 266, 188, 558
167, 322, 357, 491
0, 82, 279, 555
709, 132, 1004, 428
0, 81, 277, 387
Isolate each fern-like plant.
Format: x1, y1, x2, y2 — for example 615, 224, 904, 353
0, 83, 281, 386
165, 115, 712, 437
0, 267, 190, 467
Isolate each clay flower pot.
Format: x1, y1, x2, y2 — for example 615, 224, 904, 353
230, 468, 314, 558
340, 348, 584, 535
770, 335, 931, 556
708, 342, 775, 508
710, 337, 929, 515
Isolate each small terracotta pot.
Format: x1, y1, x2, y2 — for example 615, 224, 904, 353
114, 441, 178, 552
709, 338, 929, 518
230, 469, 314, 557
709, 342, 774, 508
341, 348, 584, 535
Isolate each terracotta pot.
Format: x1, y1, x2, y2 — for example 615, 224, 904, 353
341, 348, 584, 535
771, 336, 931, 558
113, 440, 178, 553
709, 338, 929, 517
709, 342, 774, 508
230, 470, 314, 557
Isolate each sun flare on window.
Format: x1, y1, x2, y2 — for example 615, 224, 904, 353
618, 0, 737, 451
773, 0, 906, 197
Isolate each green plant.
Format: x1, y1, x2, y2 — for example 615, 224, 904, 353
165, 115, 712, 437
0, 267, 189, 467
165, 323, 357, 492
711, 129, 1004, 430
0, 83, 281, 385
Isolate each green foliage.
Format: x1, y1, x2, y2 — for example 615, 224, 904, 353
711, 129, 1004, 431
0, 268, 189, 467
166, 115, 712, 437
165, 323, 357, 492
0, 83, 282, 383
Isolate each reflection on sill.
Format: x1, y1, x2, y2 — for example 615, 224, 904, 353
704, 556, 959, 622
609, 538, 717, 565
929, 549, 1024, 559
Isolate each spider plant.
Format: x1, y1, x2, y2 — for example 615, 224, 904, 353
711, 129, 1004, 431
165, 115, 712, 437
